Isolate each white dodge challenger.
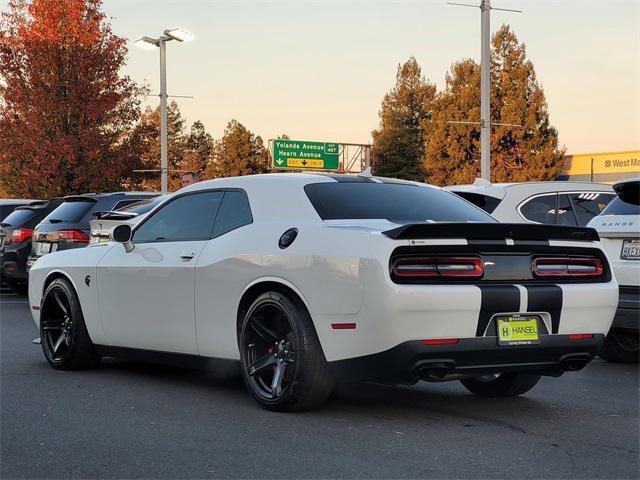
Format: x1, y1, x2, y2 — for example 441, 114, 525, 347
28, 173, 618, 411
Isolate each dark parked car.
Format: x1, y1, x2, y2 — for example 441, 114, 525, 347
0, 199, 38, 222
1, 199, 63, 294
28, 192, 159, 270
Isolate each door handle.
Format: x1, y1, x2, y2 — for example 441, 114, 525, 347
180, 253, 195, 260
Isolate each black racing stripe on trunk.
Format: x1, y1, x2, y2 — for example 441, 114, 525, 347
468, 239, 507, 245
476, 285, 520, 337
513, 239, 549, 246
526, 285, 563, 334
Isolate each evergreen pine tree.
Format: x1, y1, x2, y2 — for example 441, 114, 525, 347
372, 58, 436, 181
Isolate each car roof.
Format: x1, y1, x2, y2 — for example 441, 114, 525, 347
62, 192, 160, 201
181, 172, 436, 191
446, 180, 613, 199
176, 172, 442, 221
0, 199, 39, 205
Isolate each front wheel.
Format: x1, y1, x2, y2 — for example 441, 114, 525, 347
460, 372, 541, 397
40, 278, 101, 370
239, 291, 334, 411
599, 328, 639, 363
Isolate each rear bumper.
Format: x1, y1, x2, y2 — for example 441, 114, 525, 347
612, 287, 639, 331
2, 242, 30, 282
328, 334, 604, 383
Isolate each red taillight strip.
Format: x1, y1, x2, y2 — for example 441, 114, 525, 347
392, 257, 483, 278
331, 323, 357, 330
10, 228, 33, 243
533, 257, 603, 278
31, 306, 40, 311
569, 334, 594, 340
57, 229, 90, 244
423, 338, 460, 345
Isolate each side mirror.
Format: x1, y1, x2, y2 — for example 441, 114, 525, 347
112, 224, 134, 253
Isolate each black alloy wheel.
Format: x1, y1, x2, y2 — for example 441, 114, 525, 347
239, 291, 334, 411
243, 302, 296, 400
40, 278, 100, 370
41, 287, 74, 362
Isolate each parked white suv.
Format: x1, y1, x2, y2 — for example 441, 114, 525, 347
587, 178, 639, 363
447, 180, 614, 226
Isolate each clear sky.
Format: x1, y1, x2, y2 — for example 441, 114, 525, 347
12, 0, 640, 154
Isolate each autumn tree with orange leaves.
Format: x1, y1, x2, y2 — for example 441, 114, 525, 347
0, 0, 144, 198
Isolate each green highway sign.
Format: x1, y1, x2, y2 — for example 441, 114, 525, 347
272, 139, 340, 171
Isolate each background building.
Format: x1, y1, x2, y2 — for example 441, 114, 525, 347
560, 150, 640, 183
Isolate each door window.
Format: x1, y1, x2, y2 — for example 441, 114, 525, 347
134, 192, 223, 243
520, 194, 557, 224
212, 191, 253, 237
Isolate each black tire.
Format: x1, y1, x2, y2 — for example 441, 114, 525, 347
239, 291, 334, 411
460, 372, 541, 397
599, 328, 639, 363
40, 278, 101, 370
6, 279, 27, 296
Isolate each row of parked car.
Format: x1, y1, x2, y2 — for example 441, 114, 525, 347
1, 178, 638, 365
0, 192, 160, 294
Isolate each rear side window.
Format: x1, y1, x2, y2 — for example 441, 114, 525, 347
1, 209, 35, 226
45, 200, 95, 223
304, 182, 495, 222
212, 191, 253, 237
134, 191, 224, 243
601, 196, 640, 216
451, 192, 502, 214
570, 192, 614, 226
556, 194, 578, 226
520, 194, 557, 224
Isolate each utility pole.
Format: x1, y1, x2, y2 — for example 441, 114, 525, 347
159, 38, 168, 194
480, 0, 491, 181
447, 1, 522, 181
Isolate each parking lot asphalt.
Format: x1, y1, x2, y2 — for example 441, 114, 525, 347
1, 291, 638, 480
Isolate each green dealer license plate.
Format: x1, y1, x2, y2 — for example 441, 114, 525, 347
496, 314, 540, 346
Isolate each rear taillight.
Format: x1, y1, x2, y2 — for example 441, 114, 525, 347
57, 229, 90, 244
533, 257, 603, 278
10, 228, 33, 243
391, 256, 483, 278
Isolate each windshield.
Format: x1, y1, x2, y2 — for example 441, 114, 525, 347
45, 199, 95, 223
304, 182, 496, 222
1, 208, 36, 227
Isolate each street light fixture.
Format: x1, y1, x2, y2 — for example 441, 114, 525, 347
134, 28, 194, 193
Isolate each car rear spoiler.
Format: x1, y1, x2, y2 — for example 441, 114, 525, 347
93, 211, 139, 220
382, 222, 600, 242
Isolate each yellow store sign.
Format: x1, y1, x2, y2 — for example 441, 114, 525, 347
562, 150, 640, 183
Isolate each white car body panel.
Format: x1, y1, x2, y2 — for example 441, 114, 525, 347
446, 181, 614, 224
29, 174, 619, 371
588, 216, 640, 287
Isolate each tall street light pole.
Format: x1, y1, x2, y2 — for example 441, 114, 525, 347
480, 0, 491, 182
134, 28, 193, 193
447, 2, 521, 181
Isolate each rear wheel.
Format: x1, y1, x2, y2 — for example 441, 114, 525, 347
599, 328, 639, 363
40, 278, 101, 370
460, 372, 541, 397
239, 291, 334, 411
